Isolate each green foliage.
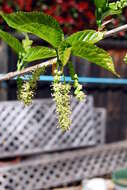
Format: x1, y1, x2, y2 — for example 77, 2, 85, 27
0, 12, 119, 78
0, 29, 24, 54
58, 41, 72, 66
94, 0, 107, 9
71, 41, 119, 76
101, 9, 122, 21
22, 34, 33, 52
24, 46, 57, 62
0, 7, 124, 130
0, 12, 64, 47
16, 34, 33, 71
101, 0, 126, 20
94, 0, 108, 27
66, 30, 104, 45
94, 0, 127, 27
68, 61, 75, 80
58, 29, 105, 67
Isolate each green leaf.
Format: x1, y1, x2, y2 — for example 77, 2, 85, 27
72, 41, 119, 76
0, 29, 24, 54
0, 12, 64, 47
58, 41, 72, 66
22, 33, 33, 52
102, 1, 127, 20
94, 0, 107, 9
24, 46, 57, 62
109, 2, 118, 10
66, 30, 104, 45
102, 9, 122, 20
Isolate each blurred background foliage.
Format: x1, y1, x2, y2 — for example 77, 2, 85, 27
0, 0, 127, 39
0, 0, 95, 34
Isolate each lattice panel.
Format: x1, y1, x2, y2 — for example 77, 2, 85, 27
94, 108, 106, 145
0, 96, 99, 158
0, 141, 126, 190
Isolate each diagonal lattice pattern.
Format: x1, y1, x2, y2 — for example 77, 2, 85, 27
0, 96, 103, 158
0, 141, 126, 189
94, 108, 106, 145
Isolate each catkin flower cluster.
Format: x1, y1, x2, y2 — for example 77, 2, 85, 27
73, 74, 86, 101
109, 0, 127, 10
124, 54, 127, 63
68, 61, 86, 101
17, 67, 45, 105
52, 70, 72, 131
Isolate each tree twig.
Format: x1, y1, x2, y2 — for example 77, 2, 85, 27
1, 24, 127, 82
101, 19, 114, 28
104, 24, 127, 38
0, 58, 57, 81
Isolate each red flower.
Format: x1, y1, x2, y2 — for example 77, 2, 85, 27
85, 11, 95, 20
0, 0, 97, 34
44, 6, 57, 15
61, 3, 69, 12
112, 19, 119, 27
76, 18, 85, 30
54, 15, 65, 24
56, 0, 63, 3
76, 2, 88, 12
64, 16, 75, 24
119, 31, 125, 37
60, 0, 77, 11
16, 0, 25, 9
68, 0, 77, 7
2, 4, 13, 13
25, 0, 32, 11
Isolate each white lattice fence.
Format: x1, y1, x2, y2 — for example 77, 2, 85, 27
0, 141, 126, 190
94, 108, 106, 145
0, 96, 106, 158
